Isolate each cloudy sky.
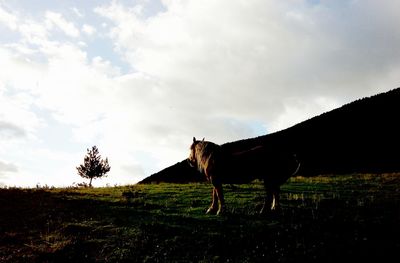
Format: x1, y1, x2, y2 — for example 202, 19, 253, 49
1, 0, 399, 187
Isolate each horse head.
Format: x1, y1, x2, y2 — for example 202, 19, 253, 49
187, 137, 204, 167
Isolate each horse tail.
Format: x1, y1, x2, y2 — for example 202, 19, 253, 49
291, 154, 301, 176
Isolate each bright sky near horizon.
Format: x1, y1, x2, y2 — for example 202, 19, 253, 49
1, 0, 399, 187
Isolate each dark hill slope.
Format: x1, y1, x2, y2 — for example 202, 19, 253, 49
140, 88, 400, 183
141, 159, 203, 184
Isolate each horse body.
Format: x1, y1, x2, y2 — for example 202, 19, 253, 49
188, 137, 300, 215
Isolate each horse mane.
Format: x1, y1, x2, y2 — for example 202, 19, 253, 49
193, 141, 222, 174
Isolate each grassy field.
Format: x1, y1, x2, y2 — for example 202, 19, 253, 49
1, 174, 399, 262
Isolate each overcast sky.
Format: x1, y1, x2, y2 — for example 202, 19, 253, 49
1, 0, 399, 187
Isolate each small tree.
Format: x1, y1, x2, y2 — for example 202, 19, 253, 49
76, 146, 111, 187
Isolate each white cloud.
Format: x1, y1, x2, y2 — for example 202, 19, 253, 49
71, 7, 84, 18
82, 24, 96, 36
0, 4, 18, 31
0, 48, 43, 139
0, 159, 18, 176
45, 11, 80, 38
18, 20, 49, 45
0, 120, 26, 139
97, 0, 400, 134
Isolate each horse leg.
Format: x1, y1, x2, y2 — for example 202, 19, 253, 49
260, 184, 281, 214
214, 184, 225, 215
206, 187, 219, 214
260, 190, 272, 215
270, 188, 281, 211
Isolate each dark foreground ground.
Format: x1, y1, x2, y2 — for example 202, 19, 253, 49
1, 174, 399, 262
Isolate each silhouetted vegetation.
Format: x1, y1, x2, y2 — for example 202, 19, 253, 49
143, 87, 400, 183
76, 146, 111, 187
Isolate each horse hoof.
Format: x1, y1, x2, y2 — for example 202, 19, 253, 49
206, 207, 218, 215
259, 206, 268, 215
216, 207, 226, 216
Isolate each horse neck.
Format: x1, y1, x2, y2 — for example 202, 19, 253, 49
195, 141, 218, 170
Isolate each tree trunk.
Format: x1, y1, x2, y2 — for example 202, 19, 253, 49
89, 177, 93, 187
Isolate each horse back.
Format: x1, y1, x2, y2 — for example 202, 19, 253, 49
220, 146, 297, 184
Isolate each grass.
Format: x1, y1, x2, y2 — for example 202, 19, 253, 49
1, 173, 400, 262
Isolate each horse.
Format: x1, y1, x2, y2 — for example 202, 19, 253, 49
187, 137, 300, 215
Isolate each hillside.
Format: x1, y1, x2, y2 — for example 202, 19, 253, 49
141, 88, 400, 183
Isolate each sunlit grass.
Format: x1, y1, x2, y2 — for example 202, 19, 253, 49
1, 173, 399, 262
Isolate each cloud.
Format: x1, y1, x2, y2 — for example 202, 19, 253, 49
97, 0, 400, 134
0, 47, 43, 139
45, 11, 80, 38
71, 7, 84, 18
18, 19, 49, 45
0, 160, 18, 177
0, 121, 26, 139
82, 24, 96, 36
0, 3, 18, 31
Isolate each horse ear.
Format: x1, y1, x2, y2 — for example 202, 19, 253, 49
202, 138, 205, 142
193, 137, 196, 143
